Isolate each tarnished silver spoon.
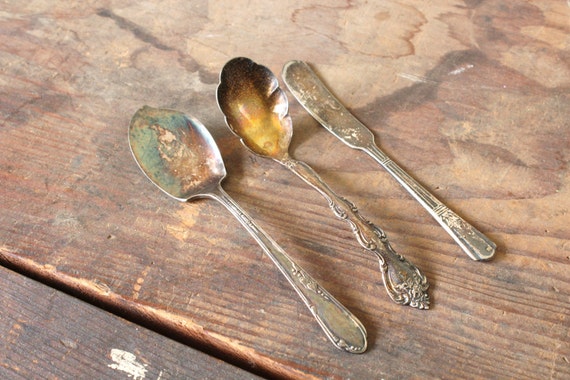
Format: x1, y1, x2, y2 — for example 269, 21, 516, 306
128, 106, 367, 353
217, 58, 429, 309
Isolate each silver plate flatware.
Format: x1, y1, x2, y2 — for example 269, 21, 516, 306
217, 57, 429, 310
282, 61, 496, 261
129, 106, 367, 353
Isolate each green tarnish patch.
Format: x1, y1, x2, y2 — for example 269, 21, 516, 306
128, 106, 226, 200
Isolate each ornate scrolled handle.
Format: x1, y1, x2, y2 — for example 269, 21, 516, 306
282, 157, 429, 309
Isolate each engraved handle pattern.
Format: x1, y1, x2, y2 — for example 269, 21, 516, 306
366, 145, 496, 261
282, 157, 429, 309
207, 185, 367, 353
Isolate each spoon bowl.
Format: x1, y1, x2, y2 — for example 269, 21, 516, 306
128, 106, 367, 353
217, 58, 430, 309
217, 57, 292, 160
129, 106, 225, 201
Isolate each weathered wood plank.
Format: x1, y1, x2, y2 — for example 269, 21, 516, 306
1, 1, 569, 379
0, 266, 263, 379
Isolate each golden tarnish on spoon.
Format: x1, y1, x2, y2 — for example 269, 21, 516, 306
217, 58, 429, 309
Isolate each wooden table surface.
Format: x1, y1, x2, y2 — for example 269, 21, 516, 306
1, 1, 569, 379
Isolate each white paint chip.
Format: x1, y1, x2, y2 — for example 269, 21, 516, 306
448, 64, 474, 75
398, 72, 431, 83
108, 348, 148, 380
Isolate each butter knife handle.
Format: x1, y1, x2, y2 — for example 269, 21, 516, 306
282, 157, 429, 309
366, 145, 496, 261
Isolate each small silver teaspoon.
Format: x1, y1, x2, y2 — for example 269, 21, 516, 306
217, 58, 429, 309
128, 106, 367, 353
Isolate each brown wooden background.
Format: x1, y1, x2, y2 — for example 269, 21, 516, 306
1, 1, 569, 379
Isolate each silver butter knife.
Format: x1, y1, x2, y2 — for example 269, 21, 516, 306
282, 60, 496, 261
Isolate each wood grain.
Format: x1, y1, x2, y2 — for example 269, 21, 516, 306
0, 266, 262, 379
1, 1, 569, 379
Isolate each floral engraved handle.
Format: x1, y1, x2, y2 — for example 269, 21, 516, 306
290, 261, 331, 301
208, 186, 367, 353
283, 158, 430, 309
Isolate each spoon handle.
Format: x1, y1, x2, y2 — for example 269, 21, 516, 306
282, 157, 429, 309
207, 185, 367, 353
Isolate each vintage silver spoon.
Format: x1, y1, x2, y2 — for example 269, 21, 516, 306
217, 58, 429, 309
128, 106, 367, 353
